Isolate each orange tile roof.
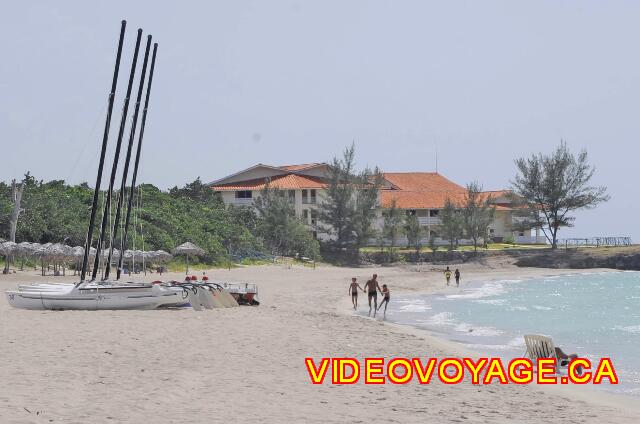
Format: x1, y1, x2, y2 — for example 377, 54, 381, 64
212, 174, 327, 191
380, 173, 516, 210
381, 191, 516, 210
381, 173, 466, 209
482, 190, 512, 198
380, 191, 465, 209
383, 172, 466, 192
277, 163, 323, 171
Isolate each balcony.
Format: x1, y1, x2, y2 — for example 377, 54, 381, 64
512, 216, 533, 224
418, 217, 441, 226
302, 197, 317, 205
233, 198, 254, 206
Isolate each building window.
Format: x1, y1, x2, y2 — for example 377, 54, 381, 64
302, 210, 309, 222
312, 231, 318, 239
235, 190, 252, 199
288, 190, 296, 202
303, 189, 317, 204
429, 209, 440, 217
489, 229, 495, 234
407, 209, 416, 216
310, 209, 317, 226
518, 231, 525, 237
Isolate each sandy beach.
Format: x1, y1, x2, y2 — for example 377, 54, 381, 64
1, 259, 638, 423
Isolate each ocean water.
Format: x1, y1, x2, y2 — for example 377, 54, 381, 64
370, 271, 640, 395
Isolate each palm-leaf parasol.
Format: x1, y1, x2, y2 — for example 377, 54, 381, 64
172, 242, 204, 274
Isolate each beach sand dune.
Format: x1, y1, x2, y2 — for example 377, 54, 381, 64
0, 261, 637, 423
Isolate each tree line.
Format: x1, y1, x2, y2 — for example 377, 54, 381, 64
0, 176, 262, 263
316, 141, 608, 258
1, 141, 608, 265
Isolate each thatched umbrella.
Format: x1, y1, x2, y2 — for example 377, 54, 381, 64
172, 242, 204, 275
70, 246, 85, 275
26, 242, 41, 270
15, 241, 33, 271
121, 249, 143, 274
44, 243, 69, 276
154, 250, 173, 263
29, 243, 46, 274
40, 243, 52, 273
1, 241, 17, 274
98, 248, 120, 275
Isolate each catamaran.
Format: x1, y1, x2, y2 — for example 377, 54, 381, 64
5, 21, 185, 310
5, 21, 256, 311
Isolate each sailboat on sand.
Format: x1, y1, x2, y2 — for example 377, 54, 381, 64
5, 21, 184, 310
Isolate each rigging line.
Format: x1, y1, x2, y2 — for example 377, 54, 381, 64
67, 100, 110, 184
120, 188, 126, 250
131, 187, 137, 274
138, 185, 146, 274
134, 148, 143, 267
96, 190, 106, 279
106, 185, 114, 279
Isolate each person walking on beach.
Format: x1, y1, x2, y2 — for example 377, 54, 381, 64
364, 274, 382, 317
348, 277, 363, 310
444, 266, 452, 286
454, 268, 461, 287
377, 284, 391, 317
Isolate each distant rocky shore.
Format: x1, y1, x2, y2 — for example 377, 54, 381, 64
359, 246, 640, 271
512, 247, 640, 271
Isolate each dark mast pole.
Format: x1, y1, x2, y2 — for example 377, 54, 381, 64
79, 20, 126, 284
108, 34, 152, 279
92, 28, 143, 281
117, 42, 158, 280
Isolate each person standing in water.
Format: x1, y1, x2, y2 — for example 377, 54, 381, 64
454, 268, 461, 287
377, 284, 391, 317
444, 266, 452, 286
348, 277, 363, 310
364, 274, 382, 317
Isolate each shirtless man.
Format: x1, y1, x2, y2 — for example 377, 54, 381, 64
348, 277, 363, 310
364, 274, 382, 317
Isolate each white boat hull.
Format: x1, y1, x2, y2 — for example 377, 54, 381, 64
6, 283, 183, 310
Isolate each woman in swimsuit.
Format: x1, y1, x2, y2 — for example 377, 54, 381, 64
444, 266, 452, 285
377, 284, 390, 316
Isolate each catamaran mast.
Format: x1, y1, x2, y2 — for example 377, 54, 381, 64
93, 28, 143, 281
79, 20, 126, 284
117, 42, 158, 280
107, 34, 152, 279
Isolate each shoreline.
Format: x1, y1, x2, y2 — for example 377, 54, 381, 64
1, 261, 639, 423
338, 266, 640, 411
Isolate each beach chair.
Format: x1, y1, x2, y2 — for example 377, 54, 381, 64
523, 334, 568, 373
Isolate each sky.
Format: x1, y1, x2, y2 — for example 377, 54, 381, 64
1, 1, 638, 241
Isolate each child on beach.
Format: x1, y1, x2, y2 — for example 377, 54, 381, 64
348, 277, 363, 310
454, 269, 461, 287
377, 284, 390, 316
444, 266, 452, 285
364, 274, 382, 317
